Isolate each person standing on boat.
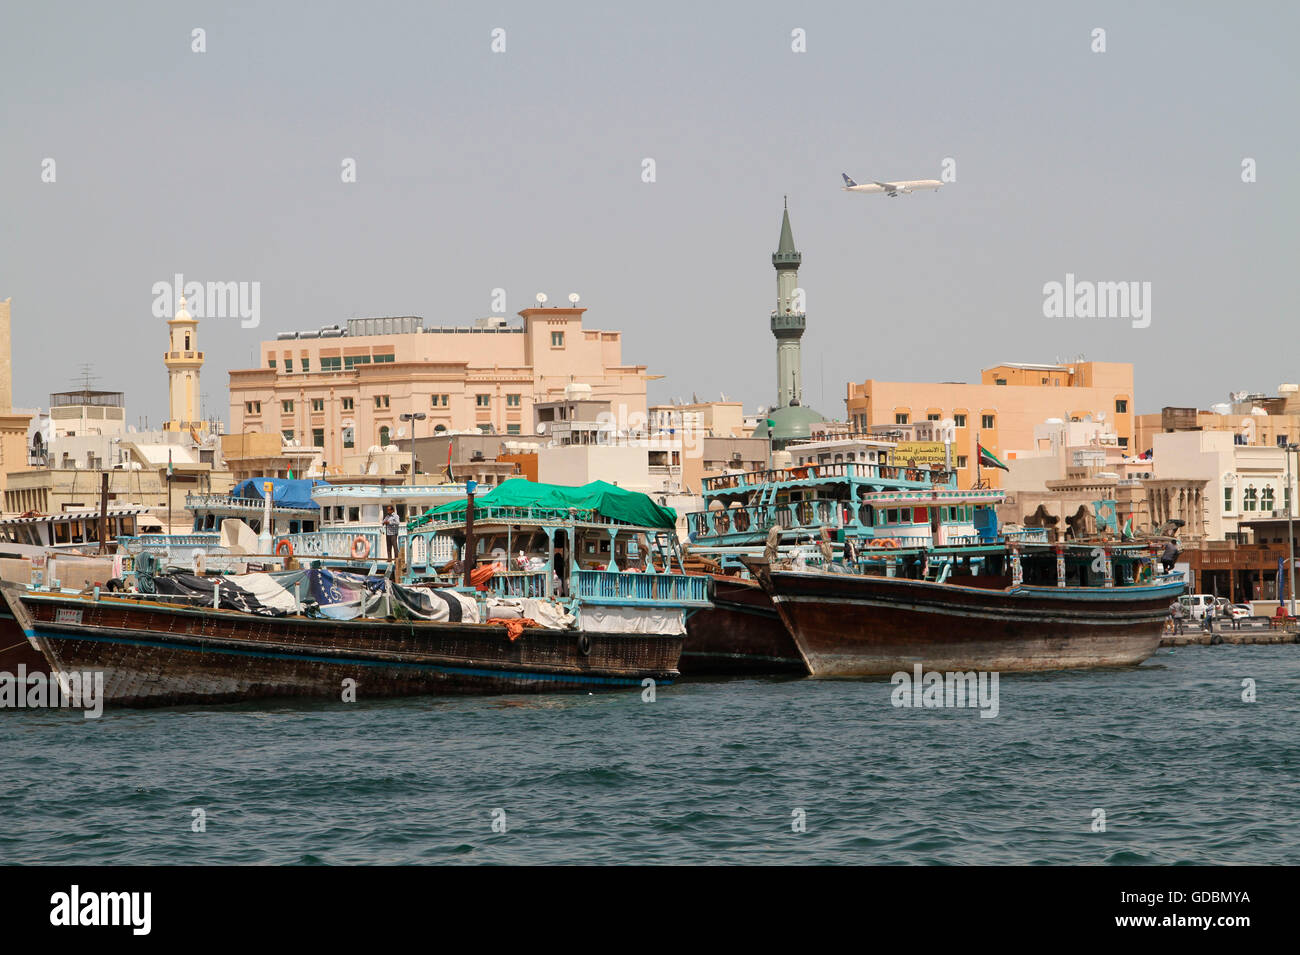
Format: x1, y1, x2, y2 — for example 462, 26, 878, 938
383, 505, 400, 562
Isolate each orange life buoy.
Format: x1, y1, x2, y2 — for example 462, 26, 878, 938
275, 538, 293, 558
351, 536, 371, 560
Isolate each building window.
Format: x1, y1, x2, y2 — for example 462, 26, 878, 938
374, 395, 390, 409
311, 398, 324, 412
1118, 436, 1128, 448
372, 353, 395, 363
341, 397, 354, 411
320, 356, 342, 372
895, 413, 909, 425
1262, 487, 1275, 512
267, 357, 276, 369
953, 414, 967, 428
301, 357, 310, 373
282, 429, 294, 443
476, 394, 491, 408
981, 414, 995, 429
245, 401, 261, 415
1115, 399, 1128, 413
1223, 487, 1233, 512
312, 428, 325, 448
379, 426, 390, 445
551, 331, 565, 347
281, 400, 294, 413
477, 424, 493, 434
507, 394, 521, 407
284, 358, 294, 373
1243, 486, 1257, 511
995, 378, 1007, 386
956, 455, 968, 469
342, 427, 354, 449
431, 394, 450, 407
344, 355, 372, 370
507, 424, 521, 435
926, 413, 940, 421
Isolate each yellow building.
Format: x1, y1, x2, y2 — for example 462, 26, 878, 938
844, 361, 1135, 488
163, 296, 205, 432
0, 298, 35, 497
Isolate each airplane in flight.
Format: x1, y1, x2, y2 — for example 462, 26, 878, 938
841, 173, 943, 197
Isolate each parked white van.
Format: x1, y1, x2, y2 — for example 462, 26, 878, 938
1178, 594, 1219, 620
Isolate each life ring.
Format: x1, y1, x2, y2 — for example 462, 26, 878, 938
351, 536, 371, 560
733, 509, 751, 533
275, 538, 293, 558
577, 633, 592, 656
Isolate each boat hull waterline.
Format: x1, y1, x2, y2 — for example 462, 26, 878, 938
749, 564, 1183, 676
1, 584, 680, 707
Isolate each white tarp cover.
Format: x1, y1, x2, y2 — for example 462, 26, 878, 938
486, 597, 576, 630
230, 572, 302, 615
578, 605, 685, 635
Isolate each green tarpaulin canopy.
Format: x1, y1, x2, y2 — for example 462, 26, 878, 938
414, 479, 677, 530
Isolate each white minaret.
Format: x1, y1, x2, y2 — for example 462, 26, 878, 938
164, 295, 204, 431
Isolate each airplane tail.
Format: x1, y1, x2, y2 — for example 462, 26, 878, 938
841, 173, 857, 187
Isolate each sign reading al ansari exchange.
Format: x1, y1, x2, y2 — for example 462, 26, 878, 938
888, 442, 948, 467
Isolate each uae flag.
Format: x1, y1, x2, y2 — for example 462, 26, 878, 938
977, 442, 1009, 471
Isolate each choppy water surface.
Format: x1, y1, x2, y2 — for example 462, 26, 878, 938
2, 645, 1297, 864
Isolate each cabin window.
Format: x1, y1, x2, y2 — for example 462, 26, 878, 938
348, 507, 360, 523
901, 508, 912, 522
886, 509, 899, 524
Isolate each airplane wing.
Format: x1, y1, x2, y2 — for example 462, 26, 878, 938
873, 181, 901, 191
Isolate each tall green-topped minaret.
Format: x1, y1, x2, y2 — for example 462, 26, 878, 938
752, 198, 825, 449
772, 196, 805, 408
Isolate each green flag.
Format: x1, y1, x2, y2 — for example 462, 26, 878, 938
765, 418, 776, 428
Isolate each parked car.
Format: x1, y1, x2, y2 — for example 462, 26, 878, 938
1178, 594, 1217, 620
1228, 604, 1252, 620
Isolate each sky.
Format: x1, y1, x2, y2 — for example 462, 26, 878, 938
2, 0, 1297, 427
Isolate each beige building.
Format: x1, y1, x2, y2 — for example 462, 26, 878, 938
228, 308, 649, 468
1135, 386, 1300, 453
844, 361, 1135, 488
0, 299, 35, 496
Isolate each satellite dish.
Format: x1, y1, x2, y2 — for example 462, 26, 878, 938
536, 423, 547, 434
395, 427, 407, 439
535, 292, 548, 305
568, 292, 580, 304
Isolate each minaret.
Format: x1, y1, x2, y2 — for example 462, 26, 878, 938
771, 197, 805, 409
164, 295, 204, 432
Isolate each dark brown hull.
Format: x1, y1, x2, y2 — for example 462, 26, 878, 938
680, 576, 806, 675
2, 585, 681, 706
752, 566, 1182, 676
0, 607, 48, 675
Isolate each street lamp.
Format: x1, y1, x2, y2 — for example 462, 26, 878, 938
399, 412, 426, 486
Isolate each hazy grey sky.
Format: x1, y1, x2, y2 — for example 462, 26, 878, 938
3, 1, 1296, 425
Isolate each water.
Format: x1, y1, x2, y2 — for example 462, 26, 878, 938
2, 645, 1297, 865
